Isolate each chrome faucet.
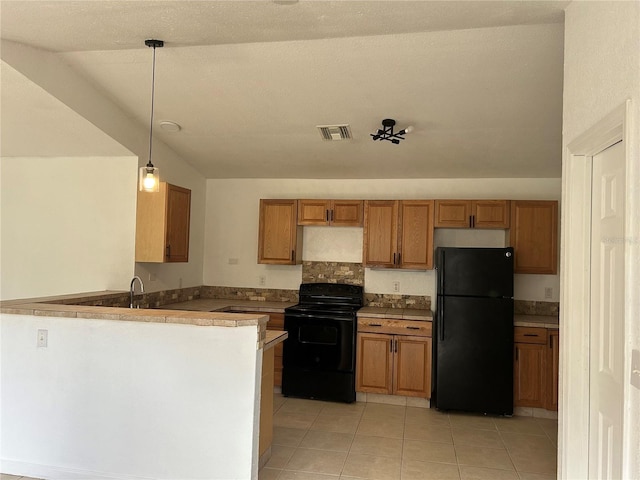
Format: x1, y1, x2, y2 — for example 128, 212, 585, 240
130, 275, 145, 308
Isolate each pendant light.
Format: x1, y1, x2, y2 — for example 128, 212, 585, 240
139, 39, 164, 192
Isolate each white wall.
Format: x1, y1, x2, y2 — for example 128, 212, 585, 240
1, 40, 207, 294
0, 156, 137, 300
562, 2, 640, 478
204, 178, 561, 301
0, 314, 259, 479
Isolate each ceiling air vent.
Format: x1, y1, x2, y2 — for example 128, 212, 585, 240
317, 124, 352, 141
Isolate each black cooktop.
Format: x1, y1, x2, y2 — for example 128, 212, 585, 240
286, 283, 364, 317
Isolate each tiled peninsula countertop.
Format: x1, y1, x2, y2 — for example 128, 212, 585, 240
0, 291, 293, 350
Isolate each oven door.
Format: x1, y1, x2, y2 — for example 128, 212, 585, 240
283, 313, 356, 372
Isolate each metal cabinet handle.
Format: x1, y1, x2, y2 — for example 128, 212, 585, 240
393, 253, 396, 265
406, 326, 420, 330
326, 210, 329, 222
166, 245, 171, 258
369, 323, 382, 327
524, 333, 540, 337
397, 252, 401, 265
395, 339, 398, 353
330, 209, 334, 221
291, 250, 295, 261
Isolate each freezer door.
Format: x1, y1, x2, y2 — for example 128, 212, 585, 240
436, 247, 514, 298
434, 296, 513, 415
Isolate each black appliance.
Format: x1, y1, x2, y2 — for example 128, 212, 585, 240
282, 283, 363, 403
432, 247, 514, 415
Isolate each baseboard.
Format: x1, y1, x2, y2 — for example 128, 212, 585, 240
0, 459, 155, 480
355, 392, 431, 408
513, 406, 559, 419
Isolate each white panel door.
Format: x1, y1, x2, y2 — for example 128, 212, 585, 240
589, 140, 625, 479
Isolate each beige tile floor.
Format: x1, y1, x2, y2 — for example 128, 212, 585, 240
261, 394, 558, 480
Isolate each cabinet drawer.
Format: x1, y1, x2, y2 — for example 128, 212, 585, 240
514, 326, 547, 344
358, 317, 432, 337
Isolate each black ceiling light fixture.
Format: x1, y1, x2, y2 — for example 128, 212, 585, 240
139, 39, 164, 192
370, 118, 414, 144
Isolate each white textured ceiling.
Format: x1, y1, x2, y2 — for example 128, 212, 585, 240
0, 1, 567, 179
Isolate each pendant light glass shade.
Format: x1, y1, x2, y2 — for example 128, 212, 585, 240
139, 164, 160, 192
139, 39, 164, 192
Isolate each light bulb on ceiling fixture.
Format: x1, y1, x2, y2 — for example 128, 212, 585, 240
139, 39, 164, 192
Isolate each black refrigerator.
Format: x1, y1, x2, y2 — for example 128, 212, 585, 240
432, 247, 514, 415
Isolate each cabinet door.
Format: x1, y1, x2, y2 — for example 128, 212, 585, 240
434, 200, 472, 228
331, 200, 363, 227
356, 333, 393, 394
165, 184, 191, 262
258, 199, 300, 265
363, 201, 398, 267
514, 342, 547, 408
298, 199, 331, 226
546, 330, 559, 411
510, 200, 558, 274
394, 335, 432, 398
473, 200, 510, 229
398, 200, 434, 269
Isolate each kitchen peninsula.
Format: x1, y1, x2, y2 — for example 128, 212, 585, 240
0, 291, 288, 480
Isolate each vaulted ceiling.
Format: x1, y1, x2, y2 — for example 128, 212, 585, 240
0, 1, 567, 179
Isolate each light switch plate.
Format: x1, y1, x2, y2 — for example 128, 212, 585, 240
631, 349, 640, 390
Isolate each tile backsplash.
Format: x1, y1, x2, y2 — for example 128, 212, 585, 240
514, 300, 559, 316
302, 261, 364, 286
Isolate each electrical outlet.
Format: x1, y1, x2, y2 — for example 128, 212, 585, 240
228, 258, 239, 265
179, 277, 183, 289
37, 329, 48, 348
259, 275, 266, 286
148, 273, 157, 282
544, 287, 553, 299
393, 281, 400, 292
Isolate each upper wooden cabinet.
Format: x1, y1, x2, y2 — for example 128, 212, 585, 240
258, 199, 302, 265
363, 200, 434, 269
435, 200, 510, 228
135, 182, 191, 263
298, 199, 363, 227
510, 200, 558, 274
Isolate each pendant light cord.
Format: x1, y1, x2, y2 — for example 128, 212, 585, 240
147, 44, 157, 168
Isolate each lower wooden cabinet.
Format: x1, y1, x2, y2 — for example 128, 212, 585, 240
546, 330, 559, 411
241, 312, 284, 387
356, 332, 432, 398
513, 326, 559, 410
514, 341, 547, 408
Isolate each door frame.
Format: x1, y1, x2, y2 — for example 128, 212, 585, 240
561, 100, 633, 479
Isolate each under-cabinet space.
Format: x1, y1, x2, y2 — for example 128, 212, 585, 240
135, 182, 191, 263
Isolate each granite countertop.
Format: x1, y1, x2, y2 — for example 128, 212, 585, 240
264, 330, 288, 350
514, 314, 559, 329
357, 306, 433, 321
357, 306, 558, 329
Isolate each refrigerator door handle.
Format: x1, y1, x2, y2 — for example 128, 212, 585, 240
439, 302, 444, 341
